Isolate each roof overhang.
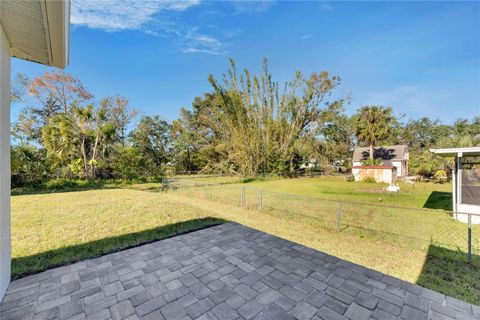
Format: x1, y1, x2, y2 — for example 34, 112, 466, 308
0, 0, 70, 68
430, 147, 480, 157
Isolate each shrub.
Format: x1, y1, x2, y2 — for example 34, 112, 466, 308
363, 176, 377, 183
434, 169, 447, 184
362, 158, 381, 166
43, 179, 106, 191
44, 179, 79, 190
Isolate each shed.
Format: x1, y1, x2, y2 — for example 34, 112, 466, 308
352, 145, 409, 177
430, 147, 480, 224
352, 165, 397, 184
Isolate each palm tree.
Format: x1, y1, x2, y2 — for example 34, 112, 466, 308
354, 106, 395, 161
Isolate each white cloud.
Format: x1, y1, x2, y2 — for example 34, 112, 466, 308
71, 0, 200, 31
182, 48, 220, 55
70, 0, 250, 55
180, 30, 225, 54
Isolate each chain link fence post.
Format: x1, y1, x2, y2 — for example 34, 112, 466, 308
161, 177, 169, 192
468, 213, 472, 263
336, 201, 343, 232
257, 189, 263, 211
240, 186, 245, 207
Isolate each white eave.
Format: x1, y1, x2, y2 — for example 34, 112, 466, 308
430, 147, 480, 157
0, 0, 70, 68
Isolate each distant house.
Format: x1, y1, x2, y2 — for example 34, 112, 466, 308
352, 145, 409, 177
300, 158, 317, 169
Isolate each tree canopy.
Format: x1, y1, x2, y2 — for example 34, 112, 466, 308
10, 60, 480, 186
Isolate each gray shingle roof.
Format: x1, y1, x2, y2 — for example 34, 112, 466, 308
353, 145, 408, 161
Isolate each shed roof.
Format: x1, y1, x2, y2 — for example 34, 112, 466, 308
0, 0, 70, 68
353, 165, 397, 170
352, 145, 408, 162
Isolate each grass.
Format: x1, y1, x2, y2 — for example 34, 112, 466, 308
246, 176, 453, 209
11, 189, 222, 278
10, 176, 480, 305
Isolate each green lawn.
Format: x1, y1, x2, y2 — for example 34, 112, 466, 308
246, 176, 453, 209
11, 176, 480, 305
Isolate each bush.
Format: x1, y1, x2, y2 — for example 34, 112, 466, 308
362, 158, 381, 166
434, 170, 447, 184
363, 176, 377, 183
42, 179, 106, 191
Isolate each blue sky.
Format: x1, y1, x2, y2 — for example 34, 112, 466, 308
11, 0, 480, 124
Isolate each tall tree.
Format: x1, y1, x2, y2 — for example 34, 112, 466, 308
203, 58, 341, 176
41, 104, 116, 179
14, 71, 93, 143
100, 96, 137, 145
10, 73, 28, 103
28, 71, 93, 113
354, 106, 395, 161
130, 116, 172, 172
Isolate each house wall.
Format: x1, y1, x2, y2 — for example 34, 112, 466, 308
382, 160, 404, 177
0, 24, 11, 300
352, 167, 396, 184
353, 160, 406, 177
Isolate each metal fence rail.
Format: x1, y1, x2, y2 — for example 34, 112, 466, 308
165, 181, 480, 263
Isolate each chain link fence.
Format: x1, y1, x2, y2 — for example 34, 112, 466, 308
162, 178, 480, 263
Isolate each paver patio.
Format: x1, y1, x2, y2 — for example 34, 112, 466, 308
1, 222, 478, 320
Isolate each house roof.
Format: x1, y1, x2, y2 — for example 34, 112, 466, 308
0, 0, 70, 68
430, 147, 480, 157
352, 145, 408, 162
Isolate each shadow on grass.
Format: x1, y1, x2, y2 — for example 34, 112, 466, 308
12, 183, 117, 196
416, 245, 480, 305
12, 217, 226, 280
11, 180, 164, 196
423, 191, 452, 211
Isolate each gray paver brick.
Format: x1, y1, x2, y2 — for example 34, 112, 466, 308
160, 301, 187, 320
71, 286, 102, 300
211, 302, 238, 320
400, 305, 428, 320
238, 300, 265, 319
84, 296, 117, 315
110, 301, 134, 320
344, 303, 371, 320
290, 301, 317, 320
36, 295, 71, 313
1, 223, 476, 320
316, 306, 348, 320
59, 299, 84, 319
104, 281, 123, 297
135, 296, 166, 316
186, 298, 215, 318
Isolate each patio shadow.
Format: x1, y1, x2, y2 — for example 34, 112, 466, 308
12, 217, 226, 280
416, 244, 480, 305
423, 191, 452, 211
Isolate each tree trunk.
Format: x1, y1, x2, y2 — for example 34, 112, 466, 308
81, 137, 89, 179
369, 144, 374, 160
90, 133, 100, 179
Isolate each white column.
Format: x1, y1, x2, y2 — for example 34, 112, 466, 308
0, 24, 11, 301
452, 156, 457, 216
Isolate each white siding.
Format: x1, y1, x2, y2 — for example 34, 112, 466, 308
382, 160, 403, 177
0, 24, 11, 301
352, 160, 406, 177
